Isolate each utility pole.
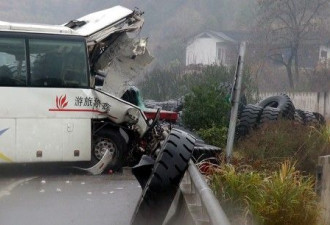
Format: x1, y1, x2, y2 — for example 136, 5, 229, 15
226, 42, 246, 163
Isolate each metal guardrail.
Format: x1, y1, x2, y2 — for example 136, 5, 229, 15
164, 160, 231, 225
183, 160, 231, 225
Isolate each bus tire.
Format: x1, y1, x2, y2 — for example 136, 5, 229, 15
92, 129, 127, 171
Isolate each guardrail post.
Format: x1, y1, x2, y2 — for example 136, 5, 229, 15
318, 155, 330, 224
226, 42, 246, 163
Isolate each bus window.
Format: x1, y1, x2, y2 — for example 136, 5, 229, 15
0, 38, 27, 86
29, 39, 88, 88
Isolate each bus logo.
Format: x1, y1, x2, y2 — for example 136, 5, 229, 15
56, 95, 68, 109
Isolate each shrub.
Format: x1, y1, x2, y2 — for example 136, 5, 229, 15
210, 160, 320, 225
253, 161, 319, 225
235, 120, 330, 174
197, 125, 228, 148
182, 84, 230, 131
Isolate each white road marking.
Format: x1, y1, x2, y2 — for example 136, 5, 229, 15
0, 177, 37, 199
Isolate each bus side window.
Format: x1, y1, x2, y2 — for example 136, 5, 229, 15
29, 39, 88, 88
0, 38, 27, 87
31, 53, 63, 87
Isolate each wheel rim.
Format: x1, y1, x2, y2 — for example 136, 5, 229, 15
94, 138, 116, 161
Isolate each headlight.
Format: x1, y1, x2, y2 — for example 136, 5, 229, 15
126, 108, 140, 124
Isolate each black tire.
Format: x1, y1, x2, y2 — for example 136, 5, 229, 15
313, 112, 326, 126
236, 104, 263, 139
131, 129, 195, 225
260, 107, 281, 123
303, 111, 319, 126
257, 94, 295, 120
192, 144, 221, 162
92, 129, 127, 171
294, 109, 305, 124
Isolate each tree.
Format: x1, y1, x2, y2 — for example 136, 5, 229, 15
256, 0, 329, 89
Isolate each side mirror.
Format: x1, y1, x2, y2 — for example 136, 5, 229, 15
91, 70, 106, 88
95, 75, 105, 87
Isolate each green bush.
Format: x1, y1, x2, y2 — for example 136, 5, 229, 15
197, 125, 228, 148
210, 160, 320, 225
182, 84, 230, 131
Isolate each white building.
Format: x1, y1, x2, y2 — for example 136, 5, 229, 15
319, 43, 330, 68
185, 31, 242, 66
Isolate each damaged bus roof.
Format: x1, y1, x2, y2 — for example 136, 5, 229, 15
0, 5, 140, 40
65, 5, 134, 37
0, 5, 152, 96
0, 20, 76, 35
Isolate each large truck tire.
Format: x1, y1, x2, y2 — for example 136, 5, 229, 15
303, 111, 319, 126
131, 128, 195, 225
294, 109, 305, 124
257, 94, 295, 120
192, 143, 222, 162
236, 104, 263, 139
260, 107, 282, 124
313, 112, 326, 126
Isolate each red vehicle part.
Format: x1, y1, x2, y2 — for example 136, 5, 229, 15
143, 109, 178, 123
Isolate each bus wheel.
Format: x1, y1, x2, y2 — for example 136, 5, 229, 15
92, 129, 127, 171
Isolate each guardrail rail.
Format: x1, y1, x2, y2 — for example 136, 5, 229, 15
164, 160, 231, 225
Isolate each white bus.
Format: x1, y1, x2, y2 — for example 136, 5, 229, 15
0, 6, 157, 173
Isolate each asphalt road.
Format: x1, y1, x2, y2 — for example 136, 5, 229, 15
0, 164, 141, 225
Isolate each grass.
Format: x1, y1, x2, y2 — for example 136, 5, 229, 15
234, 120, 330, 174
209, 160, 320, 225
205, 121, 330, 224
